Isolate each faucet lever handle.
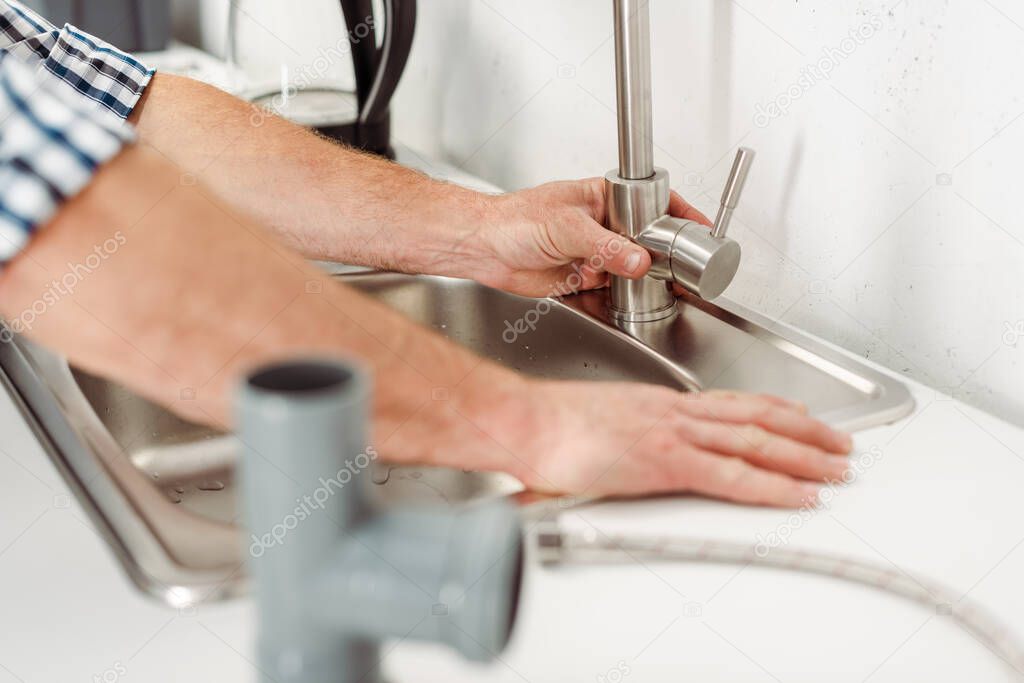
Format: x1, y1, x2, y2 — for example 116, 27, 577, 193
711, 147, 755, 238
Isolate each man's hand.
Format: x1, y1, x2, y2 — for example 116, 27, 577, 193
473, 380, 851, 508
462, 179, 714, 297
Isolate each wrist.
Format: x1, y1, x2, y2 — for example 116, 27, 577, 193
450, 364, 542, 481
386, 179, 501, 278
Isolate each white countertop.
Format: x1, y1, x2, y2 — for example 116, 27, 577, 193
3, 317, 1023, 683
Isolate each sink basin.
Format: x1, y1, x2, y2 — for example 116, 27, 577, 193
67, 272, 697, 523
0, 270, 912, 605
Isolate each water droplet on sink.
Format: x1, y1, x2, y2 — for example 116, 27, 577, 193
173, 486, 185, 494
371, 467, 392, 485
165, 489, 182, 504
197, 480, 225, 491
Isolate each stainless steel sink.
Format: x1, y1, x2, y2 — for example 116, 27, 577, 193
0, 270, 913, 605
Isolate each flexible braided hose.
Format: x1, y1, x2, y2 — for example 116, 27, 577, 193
534, 524, 1024, 678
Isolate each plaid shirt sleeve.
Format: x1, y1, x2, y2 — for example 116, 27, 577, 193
0, 0, 153, 264
0, 0, 154, 123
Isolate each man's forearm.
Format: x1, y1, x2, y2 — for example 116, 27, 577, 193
0, 144, 530, 476
127, 74, 669, 301
128, 73, 493, 275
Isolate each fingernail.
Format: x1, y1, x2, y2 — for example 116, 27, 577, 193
624, 250, 642, 273
837, 432, 853, 452
827, 456, 849, 480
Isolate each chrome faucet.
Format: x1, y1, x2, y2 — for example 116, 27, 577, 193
606, 0, 754, 322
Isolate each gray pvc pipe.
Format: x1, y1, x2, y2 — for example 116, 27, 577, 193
238, 358, 522, 683
313, 503, 523, 661
239, 359, 376, 683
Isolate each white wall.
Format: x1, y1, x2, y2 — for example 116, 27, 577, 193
175, 0, 1024, 426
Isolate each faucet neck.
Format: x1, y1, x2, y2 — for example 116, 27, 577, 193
613, 0, 656, 180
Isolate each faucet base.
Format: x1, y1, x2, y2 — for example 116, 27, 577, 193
604, 168, 678, 323
607, 297, 677, 323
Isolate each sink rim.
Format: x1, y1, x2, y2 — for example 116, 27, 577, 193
554, 287, 914, 432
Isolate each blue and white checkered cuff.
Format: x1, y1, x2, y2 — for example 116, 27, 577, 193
1, 0, 154, 125
0, 52, 134, 263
